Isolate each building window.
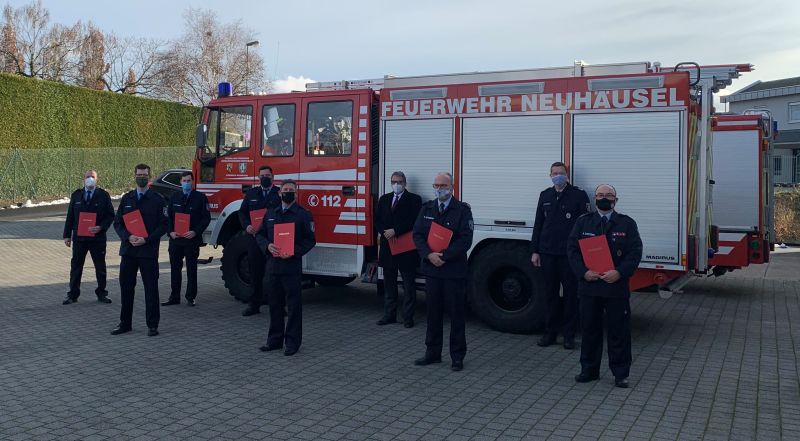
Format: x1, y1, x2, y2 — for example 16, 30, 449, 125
789, 102, 800, 123
774, 156, 783, 176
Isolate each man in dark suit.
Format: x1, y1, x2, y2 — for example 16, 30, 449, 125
111, 163, 168, 337
256, 179, 316, 356
412, 172, 474, 372
163, 171, 211, 307
375, 171, 422, 328
239, 165, 281, 316
62, 170, 115, 305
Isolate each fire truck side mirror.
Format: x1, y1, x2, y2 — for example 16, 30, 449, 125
195, 124, 207, 148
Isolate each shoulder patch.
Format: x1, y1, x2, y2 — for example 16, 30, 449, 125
461, 201, 471, 209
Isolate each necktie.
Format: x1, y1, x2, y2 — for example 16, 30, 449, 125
85, 191, 92, 202
439, 203, 445, 214
392, 194, 399, 210
601, 215, 608, 233
137, 192, 142, 201
183, 193, 189, 205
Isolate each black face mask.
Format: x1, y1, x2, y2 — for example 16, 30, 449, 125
281, 192, 295, 204
259, 176, 272, 188
596, 198, 615, 211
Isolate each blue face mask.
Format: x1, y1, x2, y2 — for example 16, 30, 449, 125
551, 175, 568, 187
434, 188, 451, 201
181, 182, 192, 192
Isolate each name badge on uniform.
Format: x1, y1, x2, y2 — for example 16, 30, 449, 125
424, 215, 435, 220
581, 232, 595, 237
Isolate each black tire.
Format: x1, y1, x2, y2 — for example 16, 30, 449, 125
220, 231, 255, 302
468, 241, 545, 334
311, 275, 356, 287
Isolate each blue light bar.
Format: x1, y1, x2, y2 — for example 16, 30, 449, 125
218, 82, 233, 98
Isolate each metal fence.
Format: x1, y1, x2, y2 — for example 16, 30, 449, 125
0, 146, 194, 206
773, 153, 800, 186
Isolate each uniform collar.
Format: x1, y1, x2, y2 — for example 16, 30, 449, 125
281, 202, 297, 212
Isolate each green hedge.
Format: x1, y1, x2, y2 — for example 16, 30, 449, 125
0, 73, 199, 148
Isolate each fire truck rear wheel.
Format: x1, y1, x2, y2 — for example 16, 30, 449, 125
220, 231, 256, 303
311, 275, 357, 286
468, 242, 545, 334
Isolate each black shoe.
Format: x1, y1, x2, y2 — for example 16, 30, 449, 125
563, 337, 576, 350
451, 361, 464, 372
404, 320, 414, 328
147, 328, 159, 337
614, 377, 629, 388
110, 325, 131, 335
97, 296, 112, 304
161, 299, 180, 306
574, 372, 600, 383
414, 356, 442, 366
62, 297, 77, 305
242, 305, 260, 316
186, 298, 196, 307
284, 348, 298, 356
259, 345, 282, 352
537, 334, 557, 347
376, 317, 397, 325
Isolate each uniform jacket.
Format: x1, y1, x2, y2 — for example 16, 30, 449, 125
238, 185, 281, 230
374, 190, 422, 270
63, 187, 115, 242
167, 190, 211, 247
256, 203, 316, 275
412, 197, 474, 279
113, 189, 168, 259
530, 184, 590, 255
566, 211, 643, 298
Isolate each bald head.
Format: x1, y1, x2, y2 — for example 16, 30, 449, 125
433, 172, 454, 201
594, 184, 618, 212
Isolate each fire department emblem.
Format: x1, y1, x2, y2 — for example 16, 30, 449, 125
238, 162, 246, 174
566, 213, 571, 219
226, 163, 233, 173
307, 194, 319, 207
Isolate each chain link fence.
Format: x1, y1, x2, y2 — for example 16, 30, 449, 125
0, 146, 194, 206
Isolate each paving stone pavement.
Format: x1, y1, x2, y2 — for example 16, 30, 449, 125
1, 211, 799, 440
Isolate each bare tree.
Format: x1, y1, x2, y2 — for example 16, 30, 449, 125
1, 5, 21, 73
102, 32, 172, 96
77, 22, 106, 89
163, 8, 268, 106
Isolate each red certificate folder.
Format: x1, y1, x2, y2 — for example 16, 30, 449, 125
77, 212, 96, 237
174, 213, 190, 236
250, 208, 267, 232
388, 232, 416, 255
274, 222, 295, 257
427, 222, 453, 253
578, 235, 615, 273
123, 209, 149, 238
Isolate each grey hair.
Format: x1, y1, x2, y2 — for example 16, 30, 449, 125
435, 171, 453, 184
390, 171, 406, 183
594, 184, 617, 196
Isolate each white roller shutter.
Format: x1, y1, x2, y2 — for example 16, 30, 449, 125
572, 111, 684, 267
461, 115, 563, 226
712, 130, 759, 231
383, 119, 454, 197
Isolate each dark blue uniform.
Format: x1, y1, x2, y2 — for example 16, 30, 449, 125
166, 190, 211, 303
63, 187, 115, 301
567, 211, 642, 380
113, 189, 168, 330
530, 184, 590, 343
238, 185, 281, 309
412, 198, 473, 364
256, 203, 316, 352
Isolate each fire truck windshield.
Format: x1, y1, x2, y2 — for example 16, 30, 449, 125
201, 106, 253, 158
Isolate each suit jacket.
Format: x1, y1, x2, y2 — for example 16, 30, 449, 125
63, 187, 115, 242
113, 189, 168, 259
167, 190, 211, 247
374, 190, 422, 270
256, 203, 316, 275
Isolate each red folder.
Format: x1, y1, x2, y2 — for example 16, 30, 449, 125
250, 208, 267, 232
123, 210, 149, 238
174, 213, 190, 236
578, 235, 615, 273
388, 232, 416, 255
77, 212, 97, 237
427, 222, 453, 253
274, 222, 295, 257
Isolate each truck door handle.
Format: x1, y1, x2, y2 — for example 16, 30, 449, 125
342, 186, 356, 196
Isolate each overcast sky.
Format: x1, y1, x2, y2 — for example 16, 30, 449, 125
7, 0, 800, 106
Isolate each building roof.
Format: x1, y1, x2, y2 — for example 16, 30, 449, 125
721, 76, 800, 103
775, 129, 800, 146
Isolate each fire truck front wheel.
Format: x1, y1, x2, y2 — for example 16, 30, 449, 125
220, 231, 257, 302
468, 242, 545, 334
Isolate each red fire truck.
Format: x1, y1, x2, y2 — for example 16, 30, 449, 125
193, 61, 756, 333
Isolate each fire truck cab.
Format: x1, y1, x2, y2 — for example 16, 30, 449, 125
194, 61, 756, 334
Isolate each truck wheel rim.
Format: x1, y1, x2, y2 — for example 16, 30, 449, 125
488, 267, 531, 312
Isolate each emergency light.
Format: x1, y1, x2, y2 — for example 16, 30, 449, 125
218, 82, 233, 98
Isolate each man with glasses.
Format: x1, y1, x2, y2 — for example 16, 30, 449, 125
567, 184, 642, 388
530, 161, 589, 349
412, 172, 474, 372
375, 171, 422, 328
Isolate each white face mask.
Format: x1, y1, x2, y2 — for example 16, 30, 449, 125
85, 177, 96, 189
435, 188, 451, 201
391, 183, 404, 194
